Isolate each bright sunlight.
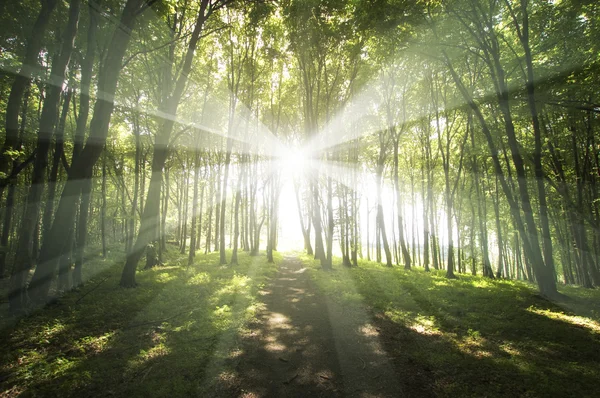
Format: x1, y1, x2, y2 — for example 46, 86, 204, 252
2, 0, 599, 397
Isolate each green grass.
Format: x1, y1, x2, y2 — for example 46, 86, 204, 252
300, 254, 600, 397
0, 247, 279, 397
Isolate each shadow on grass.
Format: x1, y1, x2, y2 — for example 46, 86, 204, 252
204, 254, 406, 398
307, 258, 600, 397
0, 249, 278, 397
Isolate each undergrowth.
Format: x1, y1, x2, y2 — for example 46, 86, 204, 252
300, 254, 600, 397
0, 247, 279, 397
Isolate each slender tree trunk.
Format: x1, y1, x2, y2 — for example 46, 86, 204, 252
214, 162, 221, 252
122, 0, 213, 285
312, 175, 327, 268
180, 159, 189, 254
325, 173, 334, 267
205, 165, 213, 253
9, 0, 81, 311
1, 0, 59, 179
0, 86, 30, 276
101, 150, 107, 258
493, 175, 504, 278
393, 136, 411, 269
219, 145, 232, 264
188, 150, 200, 266
231, 158, 242, 265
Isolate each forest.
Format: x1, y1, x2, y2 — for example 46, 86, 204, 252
0, 0, 599, 396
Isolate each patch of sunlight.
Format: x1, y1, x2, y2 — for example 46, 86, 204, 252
527, 306, 600, 334
212, 305, 234, 330
218, 370, 237, 382
35, 320, 67, 343
456, 332, 493, 359
499, 342, 522, 357
232, 273, 249, 287
433, 279, 451, 287
48, 356, 78, 376
139, 343, 170, 362
216, 274, 251, 296
229, 349, 243, 358
359, 323, 380, 337
342, 291, 363, 305
470, 349, 493, 358
214, 304, 232, 317
173, 320, 196, 332
14, 349, 44, 372
267, 312, 292, 329
75, 331, 115, 354
156, 272, 177, 283
409, 315, 441, 336
384, 309, 412, 324
265, 341, 287, 352
245, 303, 264, 318
188, 272, 210, 285
472, 279, 494, 289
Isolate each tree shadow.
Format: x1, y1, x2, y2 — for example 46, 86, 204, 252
203, 256, 408, 397
0, 251, 276, 397
345, 266, 600, 397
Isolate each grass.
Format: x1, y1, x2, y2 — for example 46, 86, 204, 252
0, 247, 280, 397
2, 248, 598, 397
299, 253, 600, 397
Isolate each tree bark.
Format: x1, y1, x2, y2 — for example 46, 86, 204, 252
9, 0, 81, 311
28, 0, 147, 304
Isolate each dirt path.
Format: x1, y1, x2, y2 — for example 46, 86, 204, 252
209, 255, 405, 397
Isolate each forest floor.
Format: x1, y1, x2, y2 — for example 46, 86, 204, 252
0, 249, 599, 397
205, 254, 408, 397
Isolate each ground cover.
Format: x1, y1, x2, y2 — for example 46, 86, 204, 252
0, 248, 279, 397
299, 254, 600, 397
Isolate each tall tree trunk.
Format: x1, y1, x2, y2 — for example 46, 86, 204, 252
325, 173, 334, 267
29, 0, 147, 303
493, 174, 504, 278
0, 85, 30, 277
122, 0, 215, 285
393, 136, 411, 269
295, 180, 313, 255
9, 0, 81, 311
442, 46, 555, 296
180, 159, 189, 254
101, 150, 107, 258
376, 136, 393, 267
311, 174, 327, 268
421, 149, 430, 272
231, 158, 242, 265
1, 0, 59, 181
205, 164, 213, 253
219, 144, 232, 264
188, 150, 200, 266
